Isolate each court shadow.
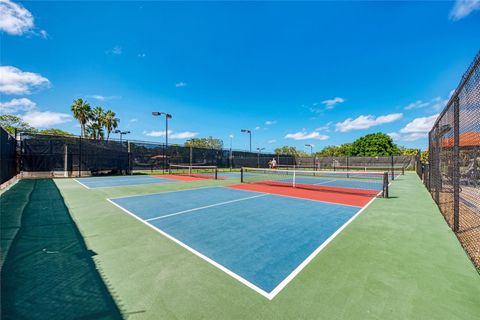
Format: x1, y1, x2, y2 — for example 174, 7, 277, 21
1, 179, 123, 320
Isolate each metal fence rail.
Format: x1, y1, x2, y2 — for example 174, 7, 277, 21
0, 127, 18, 184
428, 51, 480, 269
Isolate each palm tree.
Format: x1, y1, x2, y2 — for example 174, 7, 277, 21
85, 123, 104, 140
104, 110, 119, 141
70, 98, 91, 137
91, 106, 106, 139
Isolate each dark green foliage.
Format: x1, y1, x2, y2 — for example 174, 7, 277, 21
185, 136, 224, 149
349, 133, 400, 156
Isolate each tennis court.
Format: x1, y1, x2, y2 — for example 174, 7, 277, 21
108, 186, 370, 298
75, 175, 175, 189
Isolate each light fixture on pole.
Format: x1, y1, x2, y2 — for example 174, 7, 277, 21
256, 147, 265, 168
229, 134, 234, 170
240, 129, 252, 152
152, 112, 172, 172
305, 143, 313, 155
114, 129, 130, 144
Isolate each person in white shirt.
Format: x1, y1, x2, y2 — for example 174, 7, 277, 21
271, 158, 277, 169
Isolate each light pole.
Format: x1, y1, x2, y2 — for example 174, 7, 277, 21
114, 130, 130, 174
305, 143, 313, 155
241, 129, 252, 152
114, 129, 130, 144
229, 134, 234, 170
256, 147, 265, 168
152, 112, 172, 172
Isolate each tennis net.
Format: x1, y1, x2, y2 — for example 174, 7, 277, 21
241, 167, 389, 197
168, 164, 218, 179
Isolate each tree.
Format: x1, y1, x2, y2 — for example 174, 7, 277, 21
274, 146, 308, 157
399, 147, 419, 156
85, 123, 104, 140
184, 137, 223, 149
421, 150, 428, 163
71, 98, 92, 137
315, 143, 353, 157
91, 106, 106, 139
349, 133, 400, 156
39, 128, 74, 136
0, 114, 37, 135
103, 110, 119, 140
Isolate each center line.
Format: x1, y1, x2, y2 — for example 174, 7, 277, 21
146, 193, 268, 222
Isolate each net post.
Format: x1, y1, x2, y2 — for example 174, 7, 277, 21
292, 169, 296, 188
215, 167, 218, 180
383, 172, 389, 198
390, 155, 395, 180
64, 144, 68, 178
240, 167, 244, 183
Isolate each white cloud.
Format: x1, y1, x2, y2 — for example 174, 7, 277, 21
144, 130, 199, 139
404, 96, 447, 111
22, 111, 72, 128
315, 122, 332, 132
389, 114, 439, 142
88, 95, 120, 102
106, 46, 122, 55
450, 0, 480, 20
175, 82, 187, 88
229, 134, 234, 139
387, 132, 401, 140
254, 126, 261, 130
0, 0, 33, 35
39, 29, 48, 38
285, 131, 329, 141
265, 120, 277, 125
268, 139, 276, 144
400, 114, 438, 133
335, 113, 403, 132
322, 97, 345, 109
389, 131, 428, 142
0, 66, 50, 94
0, 98, 36, 113
171, 131, 199, 139
404, 100, 430, 110
129, 118, 138, 123
137, 53, 146, 58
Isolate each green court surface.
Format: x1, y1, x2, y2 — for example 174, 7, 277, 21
1, 174, 480, 319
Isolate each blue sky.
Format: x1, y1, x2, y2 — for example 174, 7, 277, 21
1, 1, 479, 152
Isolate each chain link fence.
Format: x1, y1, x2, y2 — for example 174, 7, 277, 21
18, 134, 295, 175
0, 127, 18, 185
427, 51, 480, 269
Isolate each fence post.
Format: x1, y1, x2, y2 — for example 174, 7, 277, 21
453, 97, 460, 232
78, 135, 82, 177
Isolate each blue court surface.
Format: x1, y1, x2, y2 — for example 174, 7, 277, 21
75, 175, 174, 189
217, 172, 242, 178
108, 186, 363, 298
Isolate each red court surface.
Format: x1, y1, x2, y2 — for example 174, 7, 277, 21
227, 183, 376, 207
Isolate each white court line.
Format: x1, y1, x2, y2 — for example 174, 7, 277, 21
73, 178, 91, 189
74, 179, 174, 190
106, 197, 273, 299
108, 186, 219, 200
145, 194, 268, 222
107, 186, 384, 300
267, 193, 379, 299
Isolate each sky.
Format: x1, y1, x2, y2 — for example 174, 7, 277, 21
1, 0, 479, 152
